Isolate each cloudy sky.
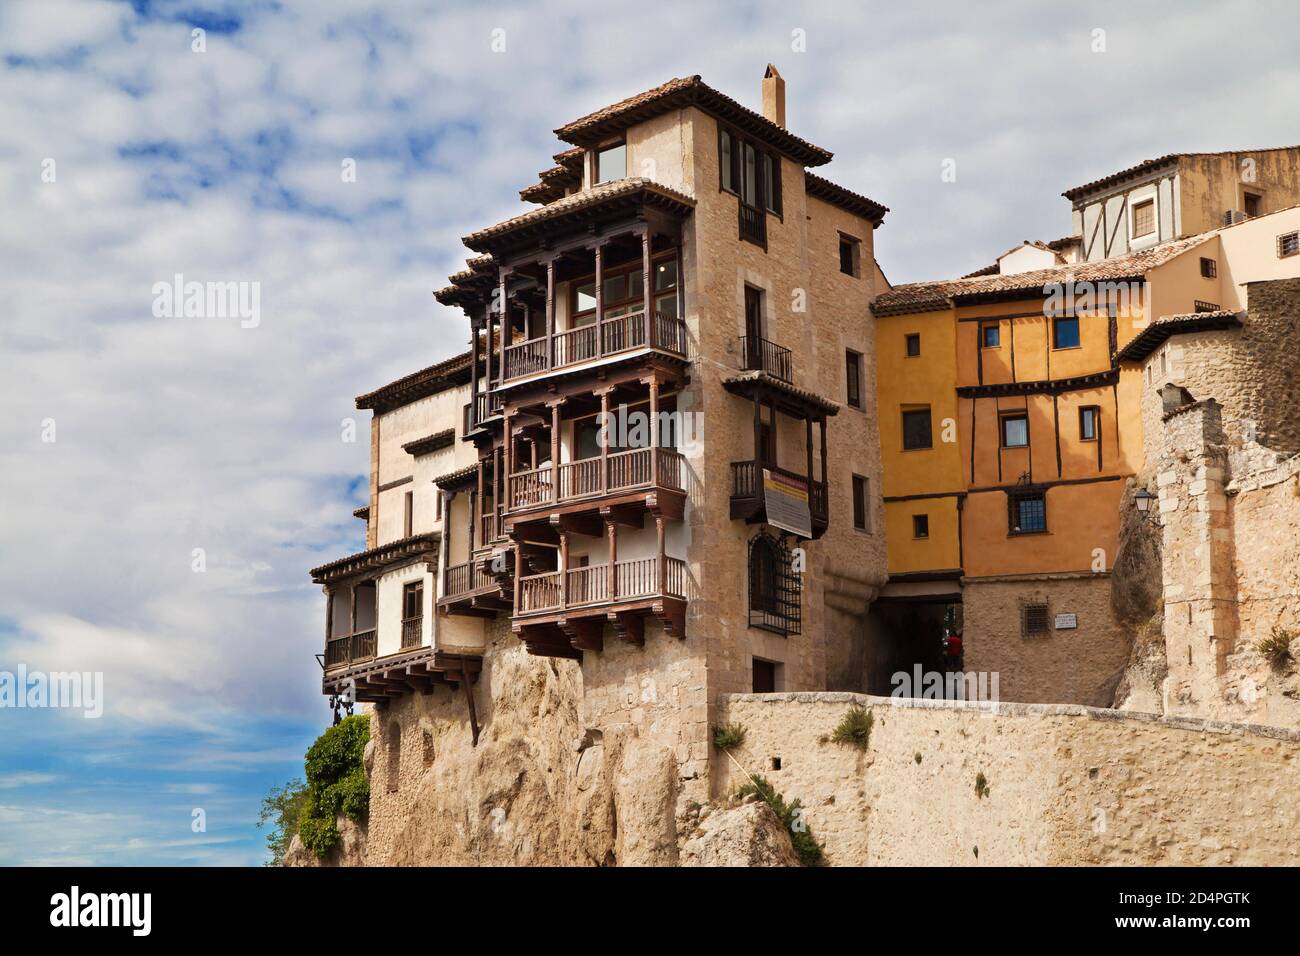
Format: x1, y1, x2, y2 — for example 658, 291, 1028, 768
1, 0, 1296, 865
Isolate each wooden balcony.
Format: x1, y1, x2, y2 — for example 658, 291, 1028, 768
738, 202, 766, 248
513, 556, 688, 659
323, 629, 376, 672
739, 336, 792, 383
501, 310, 686, 383
439, 557, 512, 617
400, 617, 423, 650
322, 646, 483, 707
508, 446, 685, 521
730, 460, 828, 538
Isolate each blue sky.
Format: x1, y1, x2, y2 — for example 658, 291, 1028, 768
1, 0, 1296, 865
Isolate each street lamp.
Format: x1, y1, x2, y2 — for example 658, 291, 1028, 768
1133, 487, 1156, 514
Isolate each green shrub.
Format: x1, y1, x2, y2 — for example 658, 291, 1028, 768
736, 774, 824, 867
1258, 626, 1294, 668
257, 778, 309, 866
712, 722, 747, 751
830, 706, 873, 751
291, 715, 371, 860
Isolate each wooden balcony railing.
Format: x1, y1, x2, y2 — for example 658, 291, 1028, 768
324, 629, 377, 671
739, 336, 792, 383
517, 556, 688, 615
478, 508, 501, 547
500, 311, 686, 382
401, 616, 423, 649
472, 390, 502, 426
509, 447, 685, 511
730, 460, 828, 522
443, 560, 496, 600
738, 202, 766, 247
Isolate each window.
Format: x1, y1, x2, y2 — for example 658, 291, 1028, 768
1244, 192, 1261, 218
1053, 316, 1080, 349
845, 349, 863, 409
403, 580, 423, 620
1278, 231, 1299, 258
762, 152, 782, 215
905, 333, 921, 357
852, 474, 870, 531
403, 490, 414, 538
1132, 199, 1155, 238
752, 658, 777, 693
1200, 256, 1217, 278
1009, 491, 1047, 534
748, 532, 801, 636
912, 514, 929, 538
981, 323, 1000, 348
1194, 300, 1220, 313
839, 234, 860, 277
435, 492, 442, 522
570, 255, 676, 323
902, 407, 932, 450
719, 129, 734, 192
1079, 406, 1099, 441
1001, 413, 1028, 448
595, 142, 626, 184
1022, 603, 1050, 638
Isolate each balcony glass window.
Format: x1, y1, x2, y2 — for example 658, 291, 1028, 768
596, 143, 626, 184
655, 259, 678, 291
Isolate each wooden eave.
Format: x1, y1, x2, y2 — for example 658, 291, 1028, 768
955, 369, 1120, 399
309, 533, 439, 585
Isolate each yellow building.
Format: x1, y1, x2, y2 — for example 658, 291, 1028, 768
871, 203, 1300, 704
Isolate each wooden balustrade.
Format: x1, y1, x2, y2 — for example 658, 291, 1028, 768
444, 561, 494, 599
516, 556, 688, 617
508, 448, 684, 512
401, 617, 423, 649
500, 311, 686, 382
351, 629, 376, 660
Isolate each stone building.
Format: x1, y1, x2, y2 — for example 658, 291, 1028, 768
1118, 275, 1300, 727
307, 68, 892, 863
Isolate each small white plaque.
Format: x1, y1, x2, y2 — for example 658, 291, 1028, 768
1055, 613, 1078, 630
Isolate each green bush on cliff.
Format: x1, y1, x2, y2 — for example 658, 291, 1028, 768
284, 715, 371, 861
735, 774, 824, 867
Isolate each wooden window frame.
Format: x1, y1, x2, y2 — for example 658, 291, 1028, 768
1199, 256, 1217, 278
594, 139, 627, 185
839, 233, 861, 278
901, 406, 933, 450
851, 474, 869, 531
569, 250, 679, 322
403, 490, 414, 538
845, 349, 864, 409
1132, 198, 1156, 238
1052, 315, 1081, 350
1000, 412, 1029, 449
912, 514, 929, 539
719, 124, 782, 220
905, 332, 921, 357
980, 322, 1001, 349
1079, 405, 1100, 442
402, 580, 424, 621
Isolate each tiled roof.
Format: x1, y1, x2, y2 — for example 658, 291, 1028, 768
309, 533, 439, 584
871, 234, 1214, 317
1062, 147, 1300, 201
356, 349, 472, 412
462, 178, 695, 253
554, 75, 833, 167
431, 463, 477, 488
402, 429, 456, 457
722, 370, 840, 416
804, 171, 888, 224
1115, 310, 1244, 363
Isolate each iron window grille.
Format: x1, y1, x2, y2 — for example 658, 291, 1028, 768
1008, 490, 1047, 534
748, 531, 801, 636
1022, 602, 1050, 638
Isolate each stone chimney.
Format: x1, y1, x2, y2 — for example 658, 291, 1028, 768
762, 64, 786, 128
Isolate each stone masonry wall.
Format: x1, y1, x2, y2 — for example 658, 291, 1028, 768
962, 575, 1130, 706
717, 692, 1300, 866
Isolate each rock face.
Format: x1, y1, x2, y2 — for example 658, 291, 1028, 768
283, 815, 369, 867
679, 798, 800, 867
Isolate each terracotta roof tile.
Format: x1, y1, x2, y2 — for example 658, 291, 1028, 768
1062, 147, 1300, 201
872, 234, 1214, 317
462, 177, 695, 252
803, 171, 888, 224
356, 350, 472, 412
1115, 310, 1244, 363
554, 75, 833, 167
